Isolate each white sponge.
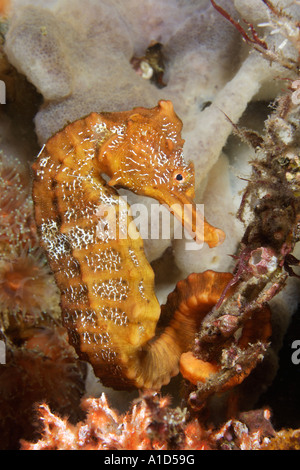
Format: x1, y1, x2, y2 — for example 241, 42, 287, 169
5, 6, 73, 100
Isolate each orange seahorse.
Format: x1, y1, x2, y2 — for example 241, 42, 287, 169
32, 100, 225, 390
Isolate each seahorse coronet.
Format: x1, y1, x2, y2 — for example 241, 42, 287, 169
32, 100, 226, 390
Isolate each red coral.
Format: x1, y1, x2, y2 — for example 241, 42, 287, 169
21, 392, 300, 450
21, 393, 214, 450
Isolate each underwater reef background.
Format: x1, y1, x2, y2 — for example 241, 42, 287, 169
0, 0, 300, 450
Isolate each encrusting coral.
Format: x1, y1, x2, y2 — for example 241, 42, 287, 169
0, 0, 300, 451
20, 392, 294, 450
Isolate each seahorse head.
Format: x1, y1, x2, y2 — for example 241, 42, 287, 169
99, 100, 224, 247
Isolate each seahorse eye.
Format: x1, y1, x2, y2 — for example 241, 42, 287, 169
174, 173, 184, 182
